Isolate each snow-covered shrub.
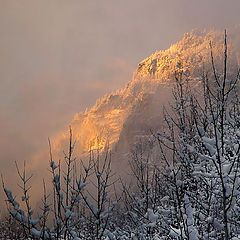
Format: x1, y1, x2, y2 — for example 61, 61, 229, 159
156, 32, 240, 240
2, 128, 117, 240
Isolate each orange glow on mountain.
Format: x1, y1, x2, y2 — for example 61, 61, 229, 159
51, 29, 239, 158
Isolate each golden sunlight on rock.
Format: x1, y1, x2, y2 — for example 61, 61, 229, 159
51, 28, 240, 160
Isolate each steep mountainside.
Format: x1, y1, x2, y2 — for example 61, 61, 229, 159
53, 28, 240, 161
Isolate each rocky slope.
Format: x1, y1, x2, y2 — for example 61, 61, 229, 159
53, 28, 240, 165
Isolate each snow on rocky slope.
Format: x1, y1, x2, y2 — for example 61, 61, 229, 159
53, 28, 240, 164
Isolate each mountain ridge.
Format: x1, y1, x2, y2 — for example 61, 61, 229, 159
52, 28, 240, 159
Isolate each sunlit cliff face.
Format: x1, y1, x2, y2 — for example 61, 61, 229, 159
50, 28, 240, 158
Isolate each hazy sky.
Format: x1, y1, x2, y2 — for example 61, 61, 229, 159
0, 0, 240, 207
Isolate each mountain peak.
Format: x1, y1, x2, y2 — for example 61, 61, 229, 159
134, 29, 231, 82
53, 28, 240, 157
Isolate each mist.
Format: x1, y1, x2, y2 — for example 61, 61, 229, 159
1, 0, 240, 210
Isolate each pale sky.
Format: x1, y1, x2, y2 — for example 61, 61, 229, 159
0, 0, 240, 206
